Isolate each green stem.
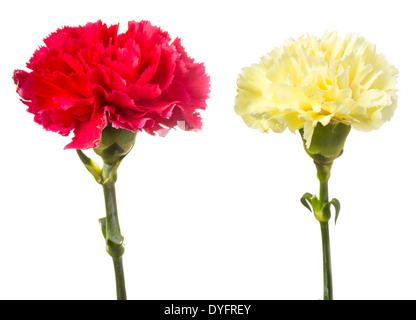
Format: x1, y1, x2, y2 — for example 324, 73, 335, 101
112, 257, 127, 300
102, 182, 122, 243
316, 162, 333, 300
77, 136, 133, 300
102, 166, 127, 300
319, 221, 333, 300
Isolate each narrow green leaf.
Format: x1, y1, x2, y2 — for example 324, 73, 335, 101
325, 198, 341, 225
99, 217, 107, 239
106, 235, 125, 258
300, 193, 314, 212
107, 235, 124, 246
101, 160, 123, 185
76, 150, 102, 184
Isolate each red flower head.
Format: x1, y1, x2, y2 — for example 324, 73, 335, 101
13, 20, 210, 149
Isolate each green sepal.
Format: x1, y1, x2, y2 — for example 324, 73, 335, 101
324, 198, 341, 225
300, 121, 351, 165
93, 125, 136, 166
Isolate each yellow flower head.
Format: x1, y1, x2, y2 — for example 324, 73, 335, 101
235, 31, 398, 148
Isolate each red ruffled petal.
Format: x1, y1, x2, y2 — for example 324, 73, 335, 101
64, 110, 107, 149
13, 20, 210, 149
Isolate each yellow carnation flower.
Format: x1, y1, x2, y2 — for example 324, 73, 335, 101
235, 31, 399, 148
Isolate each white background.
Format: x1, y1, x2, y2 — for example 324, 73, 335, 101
1, 0, 415, 300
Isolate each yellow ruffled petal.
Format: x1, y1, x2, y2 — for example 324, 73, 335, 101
356, 89, 391, 108
234, 31, 398, 137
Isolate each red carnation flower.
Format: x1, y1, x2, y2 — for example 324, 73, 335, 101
13, 20, 210, 149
